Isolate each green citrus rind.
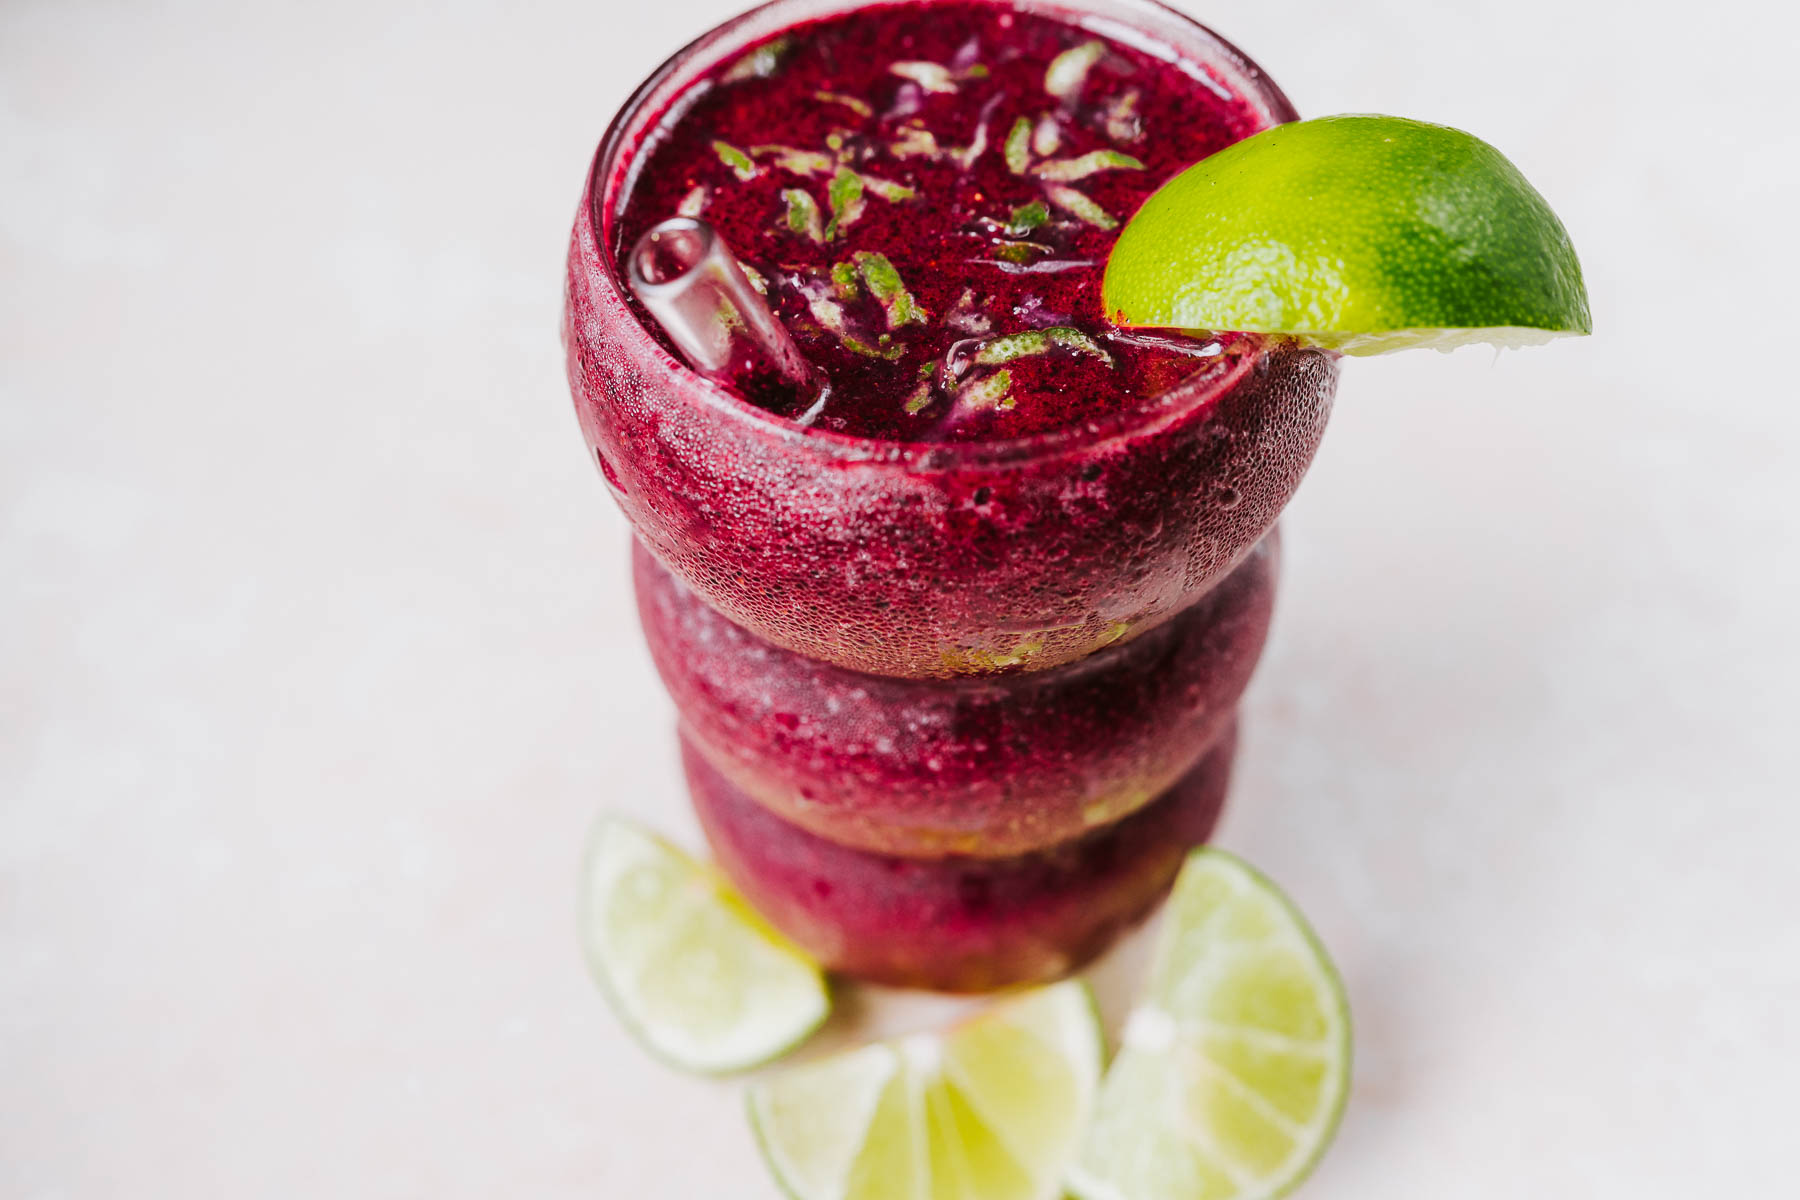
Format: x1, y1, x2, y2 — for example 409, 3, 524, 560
1104, 114, 1590, 354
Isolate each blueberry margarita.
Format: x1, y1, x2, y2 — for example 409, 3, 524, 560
564, 0, 1336, 989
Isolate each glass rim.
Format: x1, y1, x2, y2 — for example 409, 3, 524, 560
582, 0, 1301, 471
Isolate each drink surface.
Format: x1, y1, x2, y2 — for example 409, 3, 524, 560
613, 0, 1263, 442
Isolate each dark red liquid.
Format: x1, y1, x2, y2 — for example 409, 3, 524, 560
684, 723, 1235, 992
615, 1, 1264, 441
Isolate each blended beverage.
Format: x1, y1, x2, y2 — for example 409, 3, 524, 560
565, 0, 1337, 989
614, 1, 1268, 441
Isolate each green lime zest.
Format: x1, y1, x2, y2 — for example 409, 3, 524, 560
854, 251, 925, 328
858, 173, 915, 203
814, 90, 872, 118
890, 61, 957, 94
974, 327, 1112, 367
959, 368, 1015, 411
783, 188, 824, 243
1046, 185, 1116, 230
889, 126, 940, 159
1007, 200, 1051, 235
829, 260, 860, 299
1005, 116, 1033, 174
723, 35, 792, 83
1033, 149, 1144, 181
713, 140, 758, 181
1045, 40, 1105, 100
825, 167, 865, 239
755, 144, 834, 177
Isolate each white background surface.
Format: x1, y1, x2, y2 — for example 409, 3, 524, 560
4, 0, 1797, 1195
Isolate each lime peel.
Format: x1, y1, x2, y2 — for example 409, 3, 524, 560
1103, 114, 1591, 355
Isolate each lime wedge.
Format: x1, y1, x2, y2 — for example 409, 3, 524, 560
579, 817, 828, 1073
1067, 849, 1351, 1200
1104, 114, 1590, 355
749, 979, 1104, 1200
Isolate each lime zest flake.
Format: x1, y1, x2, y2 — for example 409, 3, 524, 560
804, 292, 850, 336
1032, 113, 1063, 156
1045, 39, 1105, 100
959, 367, 1015, 411
891, 60, 958, 94
824, 167, 866, 239
783, 188, 825, 242
676, 185, 709, 218
1034, 149, 1145, 181
890, 125, 941, 159
843, 336, 906, 361
806, 281, 906, 360
829, 259, 861, 299
1046, 184, 1117, 230
1007, 200, 1051, 235
722, 34, 792, 82
754, 144, 835, 177
854, 251, 926, 328
1103, 90, 1143, 143
975, 326, 1113, 366
859, 174, 916, 203
903, 380, 935, 415
713, 140, 759, 181
1004, 117, 1033, 174
814, 90, 873, 118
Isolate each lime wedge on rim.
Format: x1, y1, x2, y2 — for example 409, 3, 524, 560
749, 979, 1104, 1200
1104, 114, 1590, 355
579, 817, 828, 1073
1067, 848, 1351, 1200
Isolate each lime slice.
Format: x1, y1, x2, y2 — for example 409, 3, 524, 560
1067, 849, 1351, 1200
749, 979, 1104, 1200
579, 817, 828, 1073
1104, 114, 1590, 355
